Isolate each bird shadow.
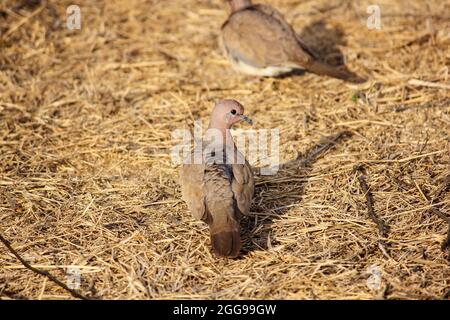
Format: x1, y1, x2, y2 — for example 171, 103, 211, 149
240, 131, 353, 255
276, 20, 365, 83
299, 20, 348, 67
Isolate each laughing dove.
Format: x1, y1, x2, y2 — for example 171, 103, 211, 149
221, 0, 363, 82
179, 99, 254, 258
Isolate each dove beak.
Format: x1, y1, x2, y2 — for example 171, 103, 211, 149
240, 114, 253, 125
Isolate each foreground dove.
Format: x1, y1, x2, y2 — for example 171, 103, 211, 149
221, 0, 362, 81
179, 99, 254, 257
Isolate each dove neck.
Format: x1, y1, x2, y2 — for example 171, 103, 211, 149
229, 0, 252, 12
205, 125, 235, 149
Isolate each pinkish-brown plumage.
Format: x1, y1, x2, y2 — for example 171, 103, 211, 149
221, 0, 364, 82
179, 100, 254, 257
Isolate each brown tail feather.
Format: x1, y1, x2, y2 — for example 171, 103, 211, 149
210, 230, 241, 258
306, 60, 366, 83
208, 207, 242, 258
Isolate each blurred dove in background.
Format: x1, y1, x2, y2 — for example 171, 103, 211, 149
221, 0, 364, 82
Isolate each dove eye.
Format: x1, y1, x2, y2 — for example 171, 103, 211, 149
230, 109, 237, 115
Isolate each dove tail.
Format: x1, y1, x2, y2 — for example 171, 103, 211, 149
306, 60, 366, 83
210, 215, 241, 258
211, 230, 241, 258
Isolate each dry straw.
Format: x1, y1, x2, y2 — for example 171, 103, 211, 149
0, 0, 449, 299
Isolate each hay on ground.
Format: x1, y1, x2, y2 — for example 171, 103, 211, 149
0, 0, 449, 299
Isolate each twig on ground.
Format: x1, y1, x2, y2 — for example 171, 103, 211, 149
0, 233, 94, 300
354, 166, 390, 237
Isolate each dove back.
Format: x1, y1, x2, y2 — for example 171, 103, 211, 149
228, 0, 252, 12
203, 162, 242, 257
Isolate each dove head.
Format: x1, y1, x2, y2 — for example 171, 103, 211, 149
226, 0, 252, 12
209, 99, 253, 130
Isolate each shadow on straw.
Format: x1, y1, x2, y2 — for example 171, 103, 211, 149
241, 131, 353, 255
